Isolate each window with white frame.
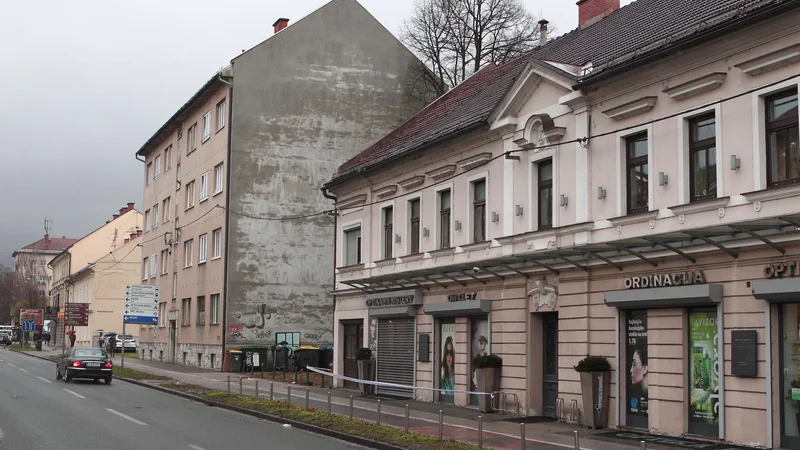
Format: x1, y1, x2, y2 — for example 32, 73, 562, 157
198, 234, 208, 263
217, 100, 226, 131
212, 228, 222, 259
196, 296, 206, 326
185, 180, 195, 209
471, 179, 486, 243
147, 162, 153, 185
150, 253, 157, 278
211, 294, 220, 324
409, 198, 421, 254
537, 159, 553, 230
154, 155, 161, 179
382, 206, 393, 259
689, 113, 717, 202
766, 88, 799, 187
214, 163, 224, 195
187, 123, 197, 154
438, 189, 451, 249
161, 249, 168, 275
164, 146, 172, 171
176, 163, 181, 190
158, 302, 166, 327
172, 273, 177, 300
344, 227, 362, 266
152, 203, 159, 228
145, 209, 151, 232
162, 197, 170, 222
184, 239, 193, 267
181, 298, 191, 326
142, 257, 149, 280
202, 112, 211, 142
200, 171, 210, 201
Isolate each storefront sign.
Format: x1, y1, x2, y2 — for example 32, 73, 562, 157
689, 310, 720, 435
763, 261, 800, 278
626, 310, 648, 426
448, 292, 477, 302
731, 330, 757, 377
365, 289, 421, 308
624, 271, 705, 289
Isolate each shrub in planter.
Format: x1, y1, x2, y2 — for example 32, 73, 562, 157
355, 347, 372, 361
574, 355, 611, 429
472, 354, 502, 413
356, 347, 374, 395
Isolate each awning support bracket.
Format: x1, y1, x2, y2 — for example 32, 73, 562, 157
608, 245, 658, 267
501, 264, 529, 278
585, 251, 623, 271
729, 225, 786, 255
424, 275, 449, 289
684, 231, 738, 259
559, 256, 588, 272
643, 238, 696, 264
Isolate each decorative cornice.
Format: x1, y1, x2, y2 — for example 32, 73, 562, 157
668, 197, 730, 215
374, 257, 397, 268
425, 165, 457, 180
429, 247, 455, 258
456, 152, 493, 171
398, 176, 425, 190
335, 194, 367, 209
735, 44, 800, 77
337, 263, 365, 273
543, 127, 566, 142
608, 210, 659, 226
460, 241, 492, 252
742, 184, 800, 202
663, 72, 727, 100
602, 96, 658, 120
400, 253, 425, 262
372, 185, 398, 198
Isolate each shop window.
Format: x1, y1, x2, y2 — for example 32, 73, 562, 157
766, 89, 799, 187
689, 113, 717, 202
782, 304, 800, 445
626, 132, 649, 214
687, 308, 720, 437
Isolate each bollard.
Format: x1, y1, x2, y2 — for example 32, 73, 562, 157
521, 423, 527, 450
305, 388, 310, 411
255, 380, 259, 399
227, 375, 231, 394
270, 382, 274, 401
327, 391, 332, 416
573, 431, 580, 450
239, 377, 243, 395
404, 404, 410, 433
377, 400, 382, 426
306, 369, 310, 385
478, 415, 483, 449
438, 410, 443, 441
287, 385, 292, 407
640, 441, 646, 450
349, 395, 354, 420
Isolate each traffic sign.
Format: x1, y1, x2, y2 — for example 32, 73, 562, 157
22, 320, 36, 332
65, 303, 89, 326
124, 284, 160, 324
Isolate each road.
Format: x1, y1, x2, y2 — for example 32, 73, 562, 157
0, 349, 362, 450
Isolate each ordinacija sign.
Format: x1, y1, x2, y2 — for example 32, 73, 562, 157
624, 271, 705, 289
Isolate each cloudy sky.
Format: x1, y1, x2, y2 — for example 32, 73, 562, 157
0, 0, 633, 266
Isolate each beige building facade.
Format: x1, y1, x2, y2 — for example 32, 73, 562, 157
325, 0, 800, 447
13, 234, 78, 302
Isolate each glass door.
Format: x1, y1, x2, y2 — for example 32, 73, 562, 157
782, 304, 800, 449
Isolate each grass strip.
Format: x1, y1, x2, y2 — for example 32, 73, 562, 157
113, 366, 170, 380
161, 382, 482, 450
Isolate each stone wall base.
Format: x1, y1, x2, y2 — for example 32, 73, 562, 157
139, 342, 223, 371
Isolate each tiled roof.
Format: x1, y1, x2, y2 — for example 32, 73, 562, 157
16, 236, 79, 254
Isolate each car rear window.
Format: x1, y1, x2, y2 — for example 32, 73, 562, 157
74, 349, 106, 358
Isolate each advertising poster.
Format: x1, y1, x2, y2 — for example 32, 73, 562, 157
626, 310, 648, 425
689, 310, 719, 434
440, 322, 457, 400
470, 318, 489, 395
368, 317, 378, 352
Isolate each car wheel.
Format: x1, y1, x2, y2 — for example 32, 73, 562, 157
56, 366, 62, 380
65, 372, 72, 383
105, 377, 112, 385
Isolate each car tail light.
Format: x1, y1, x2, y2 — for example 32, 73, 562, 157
72, 361, 82, 367
104, 362, 112, 368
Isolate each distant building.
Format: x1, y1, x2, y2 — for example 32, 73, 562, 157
13, 234, 78, 296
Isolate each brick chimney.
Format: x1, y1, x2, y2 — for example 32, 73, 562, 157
273, 18, 289, 34
137, 230, 143, 237
112, 214, 120, 220
127, 202, 135, 210
577, 0, 619, 29
44, 234, 50, 243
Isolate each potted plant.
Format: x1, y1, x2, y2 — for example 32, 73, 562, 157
574, 355, 612, 429
473, 354, 502, 413
787, 380, 800, 431
356, 347, 374, 395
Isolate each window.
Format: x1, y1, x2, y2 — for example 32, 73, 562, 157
162, 197, 170, 222
382, 207, 393, 259
172, 273, 177, 300
766, 89, 799, 187
689, 114, 717, 202
211, 294, 220, 325
154, 155, 161, 179
158, 303, 166, 327
344, 227, 362, 266
145, 209, 151, 232
439, 190, 451, 249
40, 259, 46, 265
626, 133, 649, 214
212, 228, 222, 259
275, 332, 301, 347
152, 204, 159, 228
147, 162, 153, 185
187, 123, 197, 154
214, 163, 224, 195
184, 239, 193, 267
197, 296, 206, 326
142, 257, 149, 280
176, 164, 181, 191
202, 112, 211, 142
182, 298, 191, 326
150, 253, 157, 278
537, 160, 553, 230
198, 234, 208, 263
472, 179, 486, 242
200, 171, 210, 202
409, 199, 421, 254
164, 146, 172, 171
216, 100, 226, 131
185, 180, 195, 209
161, 249, 168, 275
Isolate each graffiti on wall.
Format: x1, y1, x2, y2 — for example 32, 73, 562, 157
227, 301, 333, 346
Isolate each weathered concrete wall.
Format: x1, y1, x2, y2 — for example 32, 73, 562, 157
226, 0, 431, 348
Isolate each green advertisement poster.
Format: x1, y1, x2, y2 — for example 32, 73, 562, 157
689, 310, 719, 435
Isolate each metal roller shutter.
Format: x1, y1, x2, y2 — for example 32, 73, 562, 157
376, 318, 415, 398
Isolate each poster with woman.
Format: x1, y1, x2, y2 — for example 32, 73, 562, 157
626, 310, 648, 427
440, 323, 456, 400
368, 318, 378, 352
470, 318, 489, 396
688, 310, 719, 436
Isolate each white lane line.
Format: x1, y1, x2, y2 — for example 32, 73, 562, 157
188, 445, 205, 450
19, 368, 29, 373
0, 424, 3, 440
7, 363, 16, 367
106, 408, 147, 426
63, 389, 86, 399
37, 376, 52, 384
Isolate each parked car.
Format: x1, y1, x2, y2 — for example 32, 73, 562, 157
0, 331, 11, 345
56, 348, 113, 384
103, 334, 137, 352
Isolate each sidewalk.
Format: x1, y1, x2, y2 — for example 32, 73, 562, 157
15, 346, 713, 450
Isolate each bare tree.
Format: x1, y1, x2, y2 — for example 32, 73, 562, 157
0, 256, 48, 324
401, 0, 547, 99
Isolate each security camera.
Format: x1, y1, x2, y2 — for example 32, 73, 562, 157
473, 267, 480, 273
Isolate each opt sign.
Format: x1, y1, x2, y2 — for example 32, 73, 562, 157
124, 284, 160, 324
65, 303, 89, 326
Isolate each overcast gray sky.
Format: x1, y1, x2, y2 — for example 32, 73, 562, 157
0, 0, 633, 266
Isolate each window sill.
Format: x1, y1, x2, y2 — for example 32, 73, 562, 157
211, 256, 222, 261
210, 322, 220, 326
185, 205, 195, 211
198, 260, 207, 265
201, 136, 210, 144
213, 190, 223, 197
337, 263, 364, 273
401, 253, 425, 262
668, 197, 730, 215
196, 323, 206, 327
608, 210, 659, 227
742, 183, 800, 202
374, 257, 397, 267
200, 197, 209, 204
183, 265, 192, 269
429, 247, 455, 258
216, 126, 225, 134
181, 324, 191, 327
187, 149, 196, 155
461, 241, 491, 252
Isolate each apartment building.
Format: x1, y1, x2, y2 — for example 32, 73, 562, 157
13, 233, 78, 296
324, 0, 800, 447
137, 0, 433, 368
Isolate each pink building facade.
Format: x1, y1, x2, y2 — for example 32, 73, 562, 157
324, 0, 800, 447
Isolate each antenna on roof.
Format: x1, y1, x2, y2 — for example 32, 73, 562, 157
44, 218, 53, 236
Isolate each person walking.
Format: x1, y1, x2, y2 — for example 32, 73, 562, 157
108, 335, 116, 357
68, 333, 76, 348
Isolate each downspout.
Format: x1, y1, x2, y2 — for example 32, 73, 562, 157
221, 70, 234, 360
321, 186, 338, 315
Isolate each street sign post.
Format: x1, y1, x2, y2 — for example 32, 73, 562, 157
122, 284, 160, 370
65, 303, 89, 326
22, 320, 36, 332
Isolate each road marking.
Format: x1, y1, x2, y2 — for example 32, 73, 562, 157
63, 389, 86, 399
37, 376, 52, 384
0, 424, 3, 440
19, 368, 29, 373
7, 363, 16, 367
188, 445, 205, 450
106, 408, 147, 426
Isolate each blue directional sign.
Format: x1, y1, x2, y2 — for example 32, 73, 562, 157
124, 284, 160, 325
21, 319, 36, 332
124, 315, 158, 324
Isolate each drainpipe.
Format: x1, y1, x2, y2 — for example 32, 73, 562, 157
221, 67, 234, 362
321, 186, 338, 317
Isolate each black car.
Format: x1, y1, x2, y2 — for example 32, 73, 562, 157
56, 348, 113, 384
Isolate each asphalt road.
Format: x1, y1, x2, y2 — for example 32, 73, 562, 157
0, 349, 362, 450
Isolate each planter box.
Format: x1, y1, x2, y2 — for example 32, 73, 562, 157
580, 371, 610, 429
475, 367, 501, 413
357, 359, 374, 395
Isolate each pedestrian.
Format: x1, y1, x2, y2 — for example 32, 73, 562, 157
45, 332, 51, 345
69, 333, 76, 348
108, 335, 116, 357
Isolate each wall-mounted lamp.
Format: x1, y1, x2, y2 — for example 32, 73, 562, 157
422, 228, 430, 237
659, 172, 669, 186
454, 220, 462, 231
730, 155, 741, 171
394, 234, 401, 244
515, 205, 524, 216
560, 194, 568, 207
597, 187, 607, 199
491, 212, 499, 223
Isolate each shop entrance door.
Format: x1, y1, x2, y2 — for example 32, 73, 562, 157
343, 321, 363, 389
542, 312, 558, 417
781, 304, 800, 449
